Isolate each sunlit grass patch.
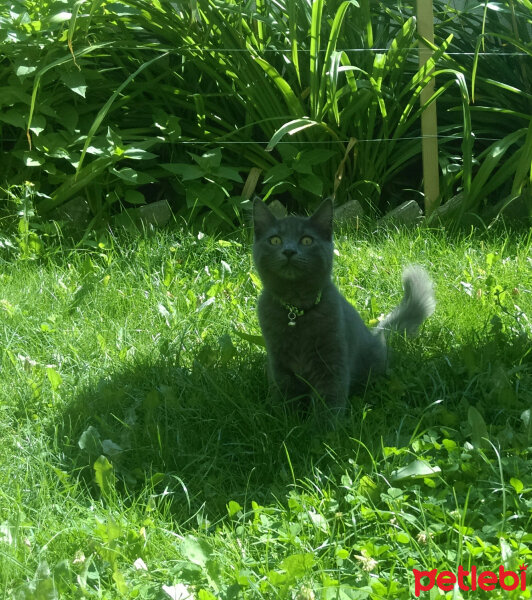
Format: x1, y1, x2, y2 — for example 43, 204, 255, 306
1, 226, 531, 599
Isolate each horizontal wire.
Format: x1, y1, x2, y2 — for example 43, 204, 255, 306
175, 135, 502, 144
99, 45, 530, 57
169, 47, 530, 56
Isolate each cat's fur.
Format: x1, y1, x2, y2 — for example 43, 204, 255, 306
252, 198, 435, 417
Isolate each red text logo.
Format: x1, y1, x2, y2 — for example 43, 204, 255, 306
413, 564, 527, 597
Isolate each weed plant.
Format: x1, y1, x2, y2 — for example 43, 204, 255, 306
0, 223, 531, 598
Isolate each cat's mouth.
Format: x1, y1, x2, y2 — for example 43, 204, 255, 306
277, 258, 305, 279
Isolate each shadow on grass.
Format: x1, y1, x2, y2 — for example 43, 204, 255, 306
56, 322, 531, 521
57, 350, 345, 520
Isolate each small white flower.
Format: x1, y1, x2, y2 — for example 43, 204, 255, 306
162, 583, 193, 600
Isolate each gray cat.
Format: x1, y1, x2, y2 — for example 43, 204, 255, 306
252, 198, 435, 419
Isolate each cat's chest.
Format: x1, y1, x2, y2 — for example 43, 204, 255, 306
259, 298, 338, 363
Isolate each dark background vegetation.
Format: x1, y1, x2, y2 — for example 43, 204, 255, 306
1, 0, 531, 245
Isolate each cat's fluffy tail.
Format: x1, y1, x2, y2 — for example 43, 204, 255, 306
376, 265, 435, 337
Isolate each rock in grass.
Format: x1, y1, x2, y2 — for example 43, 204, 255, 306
333, 199, 365, 225
113, 199, 173, 231
379, 200, 422, 227
267, 199, 287, 219
51, 196, 91, 231
426, 193, 463, 225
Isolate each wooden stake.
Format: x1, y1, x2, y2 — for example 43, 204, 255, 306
417, 0, 440, 216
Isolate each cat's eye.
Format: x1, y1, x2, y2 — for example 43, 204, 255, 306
300, 236, 313, 246
269, 236, 282, 246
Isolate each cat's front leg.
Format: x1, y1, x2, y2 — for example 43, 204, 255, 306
268, 359, 309, 403
308, 371, 349, 421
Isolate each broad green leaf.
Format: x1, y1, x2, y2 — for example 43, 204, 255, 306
78, 426, 102, 454
390, 459, 441, 482
216, 166, 243, 183
23, 152, 44, 167
46, 367, 62, 391
227, 500, 243, 517
110, 167, 155, 185
162, 163, 204, 180
113, 569, 128, 595
93, 455, 115, 497
468, 406, 489, 448
299, 173, 323, 196
0, 109, 26, 129
510, 478, 523, 494
60, 69, 87, 97
28, 115, 46, 136
124, 189, 145, 205
50, 11, 72, 23
280, 553, 315, 579
102, 439, 123, 456
16, 65, 37, 77
192, 148, 222, 171
263, 163, 292, 184
181, 536, 211, 567
123, 147, 158, 160
232, 328, 265, 347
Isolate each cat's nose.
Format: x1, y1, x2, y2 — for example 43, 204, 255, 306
282, 248, 297, 258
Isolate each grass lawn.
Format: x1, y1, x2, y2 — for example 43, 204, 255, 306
1, 223, 531, 599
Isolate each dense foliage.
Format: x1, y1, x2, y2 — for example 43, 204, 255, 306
1, 0, 531, 235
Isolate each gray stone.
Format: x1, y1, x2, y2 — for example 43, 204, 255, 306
380, 200, 422, 227
333, 199, 365, 225
426, 193, 463, 225
267, 199, 287, 219
113, 199, 173, 231
136, 199, 172, 227
51, 196, 91, 230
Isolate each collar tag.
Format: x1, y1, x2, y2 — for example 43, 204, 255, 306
282, 290, 322, 327
287, 309, 298, 326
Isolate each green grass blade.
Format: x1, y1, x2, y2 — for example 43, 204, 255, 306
76, 52, 168, 175
251, 55, 304, 117
511, 118, 532, 195
310, 0, 324, 117
255, 0, 265, 52
457, 71, 473, 204
39, 156, 117, 214
26, 43, 113, 149
67, 0, 85, 67
467, 129, 526, 210
288, 0, 301, 87
318, 0, 352, 120
360, 0, 373, 47
266, 118, 334, 152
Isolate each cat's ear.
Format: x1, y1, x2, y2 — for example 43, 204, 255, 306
310, 198, 334, 240
253, 198, 277, 238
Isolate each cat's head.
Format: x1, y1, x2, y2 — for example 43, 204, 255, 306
252, 199, 334, 290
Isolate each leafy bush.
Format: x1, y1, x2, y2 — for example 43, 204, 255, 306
0, 0, 530, 233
